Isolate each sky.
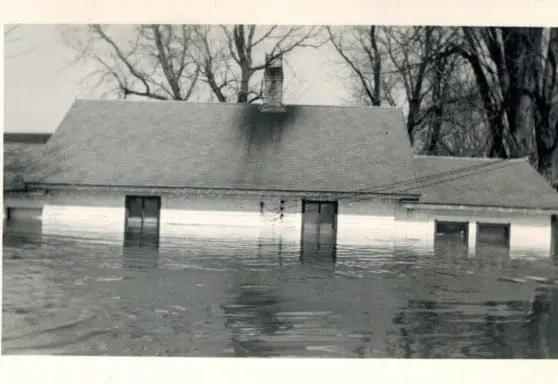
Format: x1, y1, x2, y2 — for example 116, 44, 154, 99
3, 24, 348, 133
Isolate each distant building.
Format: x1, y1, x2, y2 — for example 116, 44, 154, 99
4, 54, 558, 259
3, 132, 52, 194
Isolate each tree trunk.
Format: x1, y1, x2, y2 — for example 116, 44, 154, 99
407, 99, 421, 146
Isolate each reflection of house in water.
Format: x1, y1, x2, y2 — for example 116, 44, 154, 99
523, 286, 558, 358
122, 239, 160, 270
221, 274, 293, 357
5, 54, 558, 261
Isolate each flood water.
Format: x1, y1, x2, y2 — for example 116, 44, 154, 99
3, 222, 558, 358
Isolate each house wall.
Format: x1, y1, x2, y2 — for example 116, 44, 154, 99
396, 206, 552, 258
160, 194, 302, 244
337, 198, 398, 248
4, 190, 127, 242
3, 190, 302, 245
4, 190, 401, 247
3, 189, 554, 257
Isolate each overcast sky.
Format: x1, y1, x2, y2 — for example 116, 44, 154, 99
4, 24, 348, 133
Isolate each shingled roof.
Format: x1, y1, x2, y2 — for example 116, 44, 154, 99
4, 135, 51, 191
26, 99, 419, 196
411, 155, 558, 210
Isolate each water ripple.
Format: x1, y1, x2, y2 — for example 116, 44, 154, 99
3, 224, 558, 358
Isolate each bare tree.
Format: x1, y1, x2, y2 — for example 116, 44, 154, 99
329, 26, 463, 146
193, 25, 325, 103
61, 24, 200, 100
455, 27, 558, 176
62, 24, 324, 103
326, 26, 386, 107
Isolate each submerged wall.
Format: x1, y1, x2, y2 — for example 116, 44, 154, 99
3, 189, 554, 257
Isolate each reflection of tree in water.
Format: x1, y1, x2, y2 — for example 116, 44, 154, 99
522, 287, 558, 358
386, 299, 515, 358
221, 272, 293, 357
386, 288, 558, 358
464, 289, 558, 359
386, 299, 448, 358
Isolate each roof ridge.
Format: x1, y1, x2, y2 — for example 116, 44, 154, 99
73, 97, 403, 111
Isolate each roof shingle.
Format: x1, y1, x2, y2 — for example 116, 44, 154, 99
412, 155, 558, 210
28, 99, 419, 195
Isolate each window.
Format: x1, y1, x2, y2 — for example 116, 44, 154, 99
435, 220, 468, 244
435, 221, 467, 235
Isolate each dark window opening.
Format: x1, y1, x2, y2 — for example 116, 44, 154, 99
435, 220, 468, 245
476, 222, 510, 248
435, 221, 468, 235
551, 215, 558, 257
4, 207, 43, 222
125, 196, 161, 226
260, 201, 265, 214
303, 201, 320, 214
127, 196, 143, 218
143, 198, 160, 219
319, 202, 336, 225
434, 220, 469, 259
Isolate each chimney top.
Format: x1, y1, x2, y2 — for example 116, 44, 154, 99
266, 53, 282, 69
261, 53, 285, 113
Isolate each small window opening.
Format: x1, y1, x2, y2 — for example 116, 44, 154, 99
435, 220, 468, 244
476, 222, 510, 248
260, 201, 265, 214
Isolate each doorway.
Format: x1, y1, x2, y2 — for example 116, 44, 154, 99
300, 200, 338, 262
124, 195, 161, 247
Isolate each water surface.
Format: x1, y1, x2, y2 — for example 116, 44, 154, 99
3, 223, 558, 358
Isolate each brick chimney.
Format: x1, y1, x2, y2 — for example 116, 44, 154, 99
261, 54, 285, 112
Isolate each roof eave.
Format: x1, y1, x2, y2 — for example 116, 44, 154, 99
24, 182, 421, 200
402, 201, 558, 215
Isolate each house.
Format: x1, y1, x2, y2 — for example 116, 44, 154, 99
4, 55, 558, 259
